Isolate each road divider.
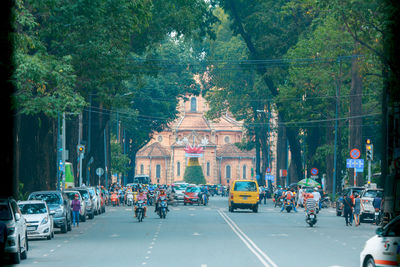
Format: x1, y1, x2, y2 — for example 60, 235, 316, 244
217, 209, 277, 267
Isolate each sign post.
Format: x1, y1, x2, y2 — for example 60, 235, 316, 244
96, 167, 104, 186
349, 148, 361, 186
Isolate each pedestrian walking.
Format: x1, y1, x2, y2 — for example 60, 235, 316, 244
343, 194, 353, 226
353, 193, 364, 226
71, 193, 81, 227
263, 186, 267, 204
296, 186, 304, 208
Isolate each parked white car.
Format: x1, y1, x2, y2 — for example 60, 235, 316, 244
0, 197, 28, 264
360, 215, 400, 267
18, 200, 54, 240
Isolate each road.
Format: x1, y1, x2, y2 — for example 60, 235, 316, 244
11, 196, 376, 267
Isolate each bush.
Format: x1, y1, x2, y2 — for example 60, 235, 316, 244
184, 165, 206, 185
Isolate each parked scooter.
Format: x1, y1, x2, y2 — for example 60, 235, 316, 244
158, 196, 168, 219
320, 196, 331, 209
135, 200, 145, 222
306, 210, 317, 227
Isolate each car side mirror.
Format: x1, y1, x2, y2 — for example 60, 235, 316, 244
376, 227, 384, 236
15, 213, 21, 221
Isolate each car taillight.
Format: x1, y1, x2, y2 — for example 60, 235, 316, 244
230, 195, 233, 200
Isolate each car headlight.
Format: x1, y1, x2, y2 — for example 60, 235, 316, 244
7, 226, 15, 235
54, 206, 64, 216
41, 216, 49, 225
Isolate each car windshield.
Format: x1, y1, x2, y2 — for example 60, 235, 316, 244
0, 203, 12, 221
19, 203, 47, 214
65, 192, 79, 200
29, 193, 62, 204
363, 190, 381, 198
78, 190, 89, 200
234, 182, 257, 192
186, 187, 200, 193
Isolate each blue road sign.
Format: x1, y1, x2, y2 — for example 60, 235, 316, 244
346, 159, 364, 169
265, 174, 274, 181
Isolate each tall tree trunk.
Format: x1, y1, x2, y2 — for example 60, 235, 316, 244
349, 55, 363, 186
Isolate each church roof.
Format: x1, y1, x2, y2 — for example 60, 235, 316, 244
216, 144, 255, 158
136, 142, 170, 158
174, 113, 211, 131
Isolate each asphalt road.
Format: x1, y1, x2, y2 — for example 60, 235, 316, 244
10, 196, 377, 267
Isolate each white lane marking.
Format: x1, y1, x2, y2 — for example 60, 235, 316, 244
201, 265, 207, 267
50, 249, 55, 252
218, 209, 277, 267
192, 232, 200, 236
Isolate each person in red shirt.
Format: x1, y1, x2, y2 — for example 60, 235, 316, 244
135, 190, 147, 217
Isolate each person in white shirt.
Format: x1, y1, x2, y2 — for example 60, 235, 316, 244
312, 188, 321, 209
297, 186, 304, 208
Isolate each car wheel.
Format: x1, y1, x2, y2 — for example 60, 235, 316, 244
364, 256, 375, 267
12, 238, 21, 264
61, 219, 68, 233
67, 218, 72, 231
81, 212, 86, 222
253, 205, 258, 213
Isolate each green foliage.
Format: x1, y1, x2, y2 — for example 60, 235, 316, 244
110, 135, 131, 175
184, 165, 206, 185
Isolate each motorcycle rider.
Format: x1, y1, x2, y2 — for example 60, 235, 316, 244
312, 188, 321, 210
155, 189, 169, 213
280, 189, 297, 212
135, 190, 147, 217
305, 193, 317, 213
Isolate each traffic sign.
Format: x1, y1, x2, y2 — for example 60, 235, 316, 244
265, 174, 274, 181
310, 168, 319, 176
266, 167, 272, 173
96, 167, 104, 176
346, 159, 364, 169
350, 148, 361, 159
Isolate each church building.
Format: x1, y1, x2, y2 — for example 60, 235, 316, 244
135, 94, 256, 185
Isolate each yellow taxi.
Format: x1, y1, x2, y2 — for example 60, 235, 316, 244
228, 180, 259, 213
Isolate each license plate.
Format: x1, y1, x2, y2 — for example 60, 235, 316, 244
243, 196, 248, 200
27, 226, 36, 231
310, 215, 315, 219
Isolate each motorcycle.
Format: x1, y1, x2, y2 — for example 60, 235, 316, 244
126, 193, 134, 206
158, 197, 168, 219
201, 193, 208, 206
320, 196, 331, 209
147, 192, 154, 206
306, 210, 317, 227
285, 200, 293, 213
135, 200, 145, 222
111, 194, 119, 207
274, 196, 284, 208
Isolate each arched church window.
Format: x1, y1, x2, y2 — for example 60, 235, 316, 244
190, 97, 197, 112
226, 165, 231, 179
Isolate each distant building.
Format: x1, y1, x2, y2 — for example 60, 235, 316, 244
135, 94, 256, 185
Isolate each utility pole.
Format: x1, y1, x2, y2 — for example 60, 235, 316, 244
333, 57, 342, 197
61, 112, 66, 192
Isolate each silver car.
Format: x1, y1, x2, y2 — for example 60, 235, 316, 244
75, 188, 95, 219
64, 190, 87, 222
87, 187, 101, 215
